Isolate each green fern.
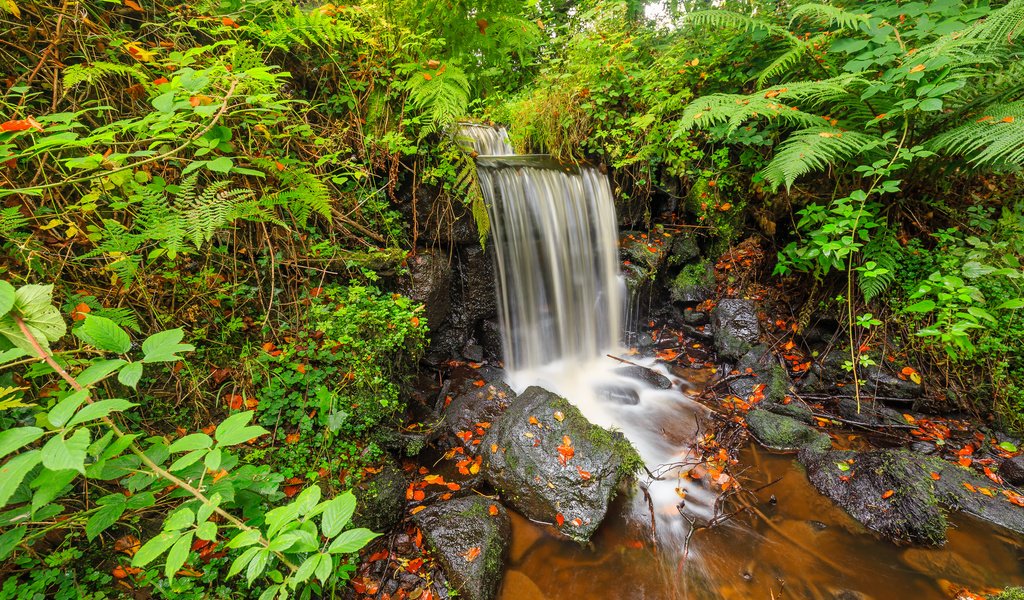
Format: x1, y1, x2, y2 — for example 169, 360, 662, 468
760, 127, 885, 191
757, 34, 828, 88
0, 206, 28, 238
251, 159, 333, 225
405, 64, 471, 136
788, 4, 871, 31
928, 100, 1024, 168
79, 219, 144, 285
259, 6, 366, 50
172, 176, 262, 248
63, 61, 147, 88
451, 149, 489, 247
960, 0, 1024, 47
859, 231, 899, 302
683, 10, 796, 41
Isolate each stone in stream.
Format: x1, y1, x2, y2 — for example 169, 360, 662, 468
352, 457, 408, 533
712, 299, 761, 361
745, 409, 831, 453
728, 345, 812, 422
441, 379, 517, 452
1000, 454, 1024, 486
799, 448, 1024, 546
412, 495, 511, 600
612, 365, 672, 389
482, 386, 643, 543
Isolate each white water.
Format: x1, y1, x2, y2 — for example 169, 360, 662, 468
461, 125, 716, 551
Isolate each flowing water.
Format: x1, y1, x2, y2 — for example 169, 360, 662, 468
459, 124, 1024, 598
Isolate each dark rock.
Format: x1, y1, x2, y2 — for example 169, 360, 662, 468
670, 231, 701, 265
482, 386, 642, 543
401, 250, 452, 335
746, 409, 831, 453
1001, 455, 1024, 486
670, 262, 715, 304
594, 384, 640, 406
765, 399, 814, 423
442, 381, 517, 452
712, 299, 761, 361
353, 458, 408, 533
728, 346, 807, 421
412, 496, 511, 600
863, 367, 924, 399
800, 448, 1024, 546
681, 323, 714, 342
910, 441, 938, 455
612, 365, 671, 390
833, 398, 907, 427
425, 245, 498, 361
462, 342, 484, 364
683, 310, 709, 326
478, 319, 503, 362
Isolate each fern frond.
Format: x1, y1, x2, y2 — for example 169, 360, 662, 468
757, 34, 827, 88
93, 307, 141, 332
260, 6, 366, 50
927, 100, 1024, 168
683, 10, 796, 42
788, 3, 871, 31
252, 159, 333, 225
405, 64, 471, 136
174, 179, 257, 248
452, 151, 489, 246
960, 0, 1024, 48
0, 206, 28, 238
760, 127, 885, 191
63, 61, 147, 88
859, 231, 899, 302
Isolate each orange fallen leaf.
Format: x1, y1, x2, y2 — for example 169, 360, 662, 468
410, 506, 426, 514
460, 547, 481, 562
488, 504, 499, 516
114, 535, 141, 556
473, 379, 486, 387
882, 489, 895, 499
555, 513, 565, 527
930, 472, 941, 480
285, 432, 300, 444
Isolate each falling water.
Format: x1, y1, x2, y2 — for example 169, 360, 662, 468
460, 125, 716, 572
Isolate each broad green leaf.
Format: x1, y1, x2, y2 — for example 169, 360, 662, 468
77, 359, 127, 387
227, 546, 260, 578
0, 450, 42, 507
905, 299, 936, 313
1000, 441, 1019, 452
168, 433, 213, 454
322, 491, 356, 538
997, 299, 1024, 310
227, 529, 261, 549
132, 531, 178, 567
0, 348, 28, 364
0, 427, 44, 461
294, 484, 321, 514
47, 388, 91, 427
11, 285, 66, 345
215, 411, 269, 447
85, 497, 127, 540
246, 548, 270, 585
207, 157, 233, 173
327, 528, 378, 554
141, 329, 195, 363
294, 554, 320, 584
164, 506, 195, 531
117, 362, 144, 388
196, 492, 220, 524
66, 399, 136, 427
204, 447, 222, 471
314, 552, 333, 584
0, 281, 14, 318
168, 448, 207, 472
76, 315, 131, 353
196, 521, 218, 541
40, 428, 90, 474
165, 531, 194, 579
0, 526, 25, 560
30, 468, 76, 514
258, 585, 281, 600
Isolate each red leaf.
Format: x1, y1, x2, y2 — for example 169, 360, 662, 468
555, 513, 565, 527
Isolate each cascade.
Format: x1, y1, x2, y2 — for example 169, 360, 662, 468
459, 124, 714, 557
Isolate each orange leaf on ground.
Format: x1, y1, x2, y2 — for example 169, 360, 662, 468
488, 504, 499, 516
930, 472, 941, 480
882, 490, 895, 499
555, 513, 565, 527
285, 432, 300, 444
460, 547, 481, 562
473, 379, 486, 387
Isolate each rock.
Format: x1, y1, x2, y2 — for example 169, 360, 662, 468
594, 383, 640, 406
412, 496, 511, 600
443, 380, 517, 451
683, 309, 709, 326
712, 299, 761, 361
462, 342, 485, 363
670, 261, 714, 304
746, 409, 831, 453
832, 398, 907, 427
800, 448, 1024, 546
863, 367, 924, 399
401, 250, 452, 335
765, 399, 814, 423
727, 347, 808, 422
612, 365, 671, 390
1000, 455, 1024, 486
479, 319, 503, 362
910, 441, 938, 455
352, 458, 408, 533
670, 231, 701, 264
482, 386, 642, 543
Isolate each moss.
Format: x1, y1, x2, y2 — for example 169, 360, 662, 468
991, 588, 1024, 600
669, 261, 713, 303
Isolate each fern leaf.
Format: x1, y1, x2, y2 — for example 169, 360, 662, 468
757, 35, 827, 88
961, 0, 1024, 48
405, 64, 471, 136
760, 127, 885, 191
63, 61, 147, 88
927, 100, 1024, 168
859, 231, 899, 302
788, 4, 870, 31
683, 10, 796, 42
0, 206, 28, 238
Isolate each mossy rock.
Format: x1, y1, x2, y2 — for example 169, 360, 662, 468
482, 386, 642, 543
669, 260, 714, 303
746, 408, 830, 453
352, 457, 408, 533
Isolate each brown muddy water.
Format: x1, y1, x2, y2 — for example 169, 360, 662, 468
498, 418, 1024, 600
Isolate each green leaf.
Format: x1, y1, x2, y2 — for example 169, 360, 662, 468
85, 496, 127, 540
246, 548, 270, 585
294, 554, 320, 584
322, 491, 356, 538
207, 157, 234, 173
314, 552, 333, 584
153, 92, 176, 113
117, 362, 144, 388
165, 532, 194, 580
0, 450, 42, 507
133, 531, 178, 567
12, 285, 66, 344
141, 329, 195, 363
196, 521, 218, 541
30, 467, 77, 514
197, 492, 220, 524
164, 506, 195, 531
66, 399, 136, 427
0, 526, 25, 560
40, 428, 90, 474
905, 299, 936, 313
327, 528, 378, 554
76, 315, 131, 353
294, 484, 321, 514
215, 411, 269, 447
0, 348, 28, 364
77, 359, 128, 386
0, 427, 44, 461
997, 299, 1024, 310
0, 281, 14, 318
169, 433, 213, 454
918, 97, 943, 112
836, 462, 850, 471
204, 447, 222, 471
999, 441, 1019, 452
168, 448, 207, 472
227, 529, 261, 549
47, 388, 91, 427
227, 546, 260, 578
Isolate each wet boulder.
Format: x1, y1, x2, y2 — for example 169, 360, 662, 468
863, 366, 924, 399
1000, 455, 1024, 486
442, 380, 517, 453
400, 250, 452, 336
612, 365, 672, 390
670, 262, 715, 304
800, 448, 1024, 546
352, 457, 408, 533
412, 496, 511, 600
746, 409, 831, 453
482, 386, 642, 543
712, 299, 761, 361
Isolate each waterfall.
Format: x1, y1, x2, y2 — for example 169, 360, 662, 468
459, 126, 624, 371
